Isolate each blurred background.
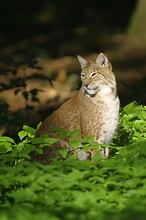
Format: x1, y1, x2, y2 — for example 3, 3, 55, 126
0, 0, 146, 139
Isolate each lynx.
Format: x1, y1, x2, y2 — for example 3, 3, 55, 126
31, 53, 120, 164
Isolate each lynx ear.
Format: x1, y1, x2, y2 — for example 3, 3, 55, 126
96, 53, 109, 67
77, 55, 88, 70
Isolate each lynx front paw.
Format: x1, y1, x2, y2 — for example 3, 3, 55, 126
87, 147, 109, 160
77, 150, 89, 161
100, 147, 109, 158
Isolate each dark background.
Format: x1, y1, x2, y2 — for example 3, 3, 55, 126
0, 0, 136, 57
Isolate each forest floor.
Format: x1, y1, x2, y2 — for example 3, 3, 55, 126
0, 33, 146, 137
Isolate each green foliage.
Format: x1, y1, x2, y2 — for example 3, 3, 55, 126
0, 102, 146, 220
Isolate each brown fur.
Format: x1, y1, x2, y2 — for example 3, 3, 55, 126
30, 53, 120, 164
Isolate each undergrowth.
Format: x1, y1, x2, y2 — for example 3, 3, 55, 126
0, 102, 146, 220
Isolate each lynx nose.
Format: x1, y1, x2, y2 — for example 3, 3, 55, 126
84, 83, 89, 88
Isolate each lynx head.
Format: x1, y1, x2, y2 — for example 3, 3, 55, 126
77, 53, 117, 97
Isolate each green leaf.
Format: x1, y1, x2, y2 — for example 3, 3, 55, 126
59, 133, 67, 139
69, 139, 81, 150
46, 137, 58, 145
49, 128, 67, 134
68, 129, 80, 138
0, 142, 12, 152
57, 148, 69, 158
35, 148, 43, 154
18, 130, 28, 140
36, 121, 42, 131
123, 102, 134, 113
92, 149, 102, 161
23, 125, 35, 136
0, 136, 15, 143
31, 137, 58, 145
82, 135, 94, 144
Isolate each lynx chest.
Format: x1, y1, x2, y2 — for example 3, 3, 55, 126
79, 92, 119, 144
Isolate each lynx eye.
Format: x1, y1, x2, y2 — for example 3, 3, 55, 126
81, 72, 85, 78
90, 72, 98, 78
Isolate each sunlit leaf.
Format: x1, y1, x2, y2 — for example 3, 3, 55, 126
57, 148, 69, 158
18, 131, 28, 140
69, 139, 81, 149
23, 125, 35, 135
68, 129, 80, 138
0, 136, 15, 143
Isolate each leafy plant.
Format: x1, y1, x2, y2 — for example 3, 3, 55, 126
0, 102, 146, 220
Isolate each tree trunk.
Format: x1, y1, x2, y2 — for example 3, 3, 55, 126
127, 0, 146, 44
